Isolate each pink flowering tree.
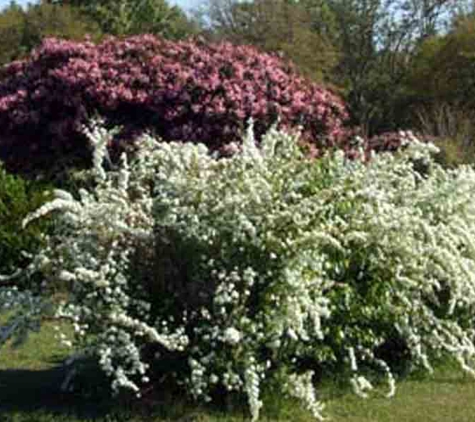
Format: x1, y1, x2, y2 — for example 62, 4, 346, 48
0, 35, 348, 177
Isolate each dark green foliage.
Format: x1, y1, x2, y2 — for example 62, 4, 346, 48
0, 163, 53, 281
408, 17, 475, 110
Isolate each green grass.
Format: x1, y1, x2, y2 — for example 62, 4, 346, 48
1, 322, 475, 421
323, 367, 475, 422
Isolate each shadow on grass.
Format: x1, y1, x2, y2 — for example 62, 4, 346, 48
0, 364, 122, 420
0, 363, 233, 422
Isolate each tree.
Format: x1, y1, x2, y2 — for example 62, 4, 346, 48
197, 0, 340, 83
0, 1, 101, 67
407, 16, 475, 116
198, 0, 457, 133
49, 0, 198, 38
321, 0, 457, 134
0, 2, 26, 65
22, 2, 102, 51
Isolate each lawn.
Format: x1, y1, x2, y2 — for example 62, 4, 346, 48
0, 322, 474, 422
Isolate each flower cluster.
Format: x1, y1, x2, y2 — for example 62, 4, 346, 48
16, 122, 475, 420
0, 35, 348, 177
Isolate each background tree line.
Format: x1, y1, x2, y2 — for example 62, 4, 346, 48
2, 0, 475, 162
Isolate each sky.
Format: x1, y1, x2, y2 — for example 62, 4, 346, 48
0, 0, 204, 13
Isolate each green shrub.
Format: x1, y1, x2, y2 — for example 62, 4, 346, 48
0, 163, 52, 282
19, 123, 475, 420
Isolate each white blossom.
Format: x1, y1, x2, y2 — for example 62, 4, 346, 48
223, 327, 242, 345
8, 121, 475, 420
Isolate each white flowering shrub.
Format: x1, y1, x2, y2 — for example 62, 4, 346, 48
17, 121, 475, 420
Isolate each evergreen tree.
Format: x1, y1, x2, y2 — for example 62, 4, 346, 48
49, 0, 197, 38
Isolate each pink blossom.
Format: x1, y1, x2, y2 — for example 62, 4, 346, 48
0, 35, 350, 176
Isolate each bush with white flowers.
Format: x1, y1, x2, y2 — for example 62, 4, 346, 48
16, 121, 475, 420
